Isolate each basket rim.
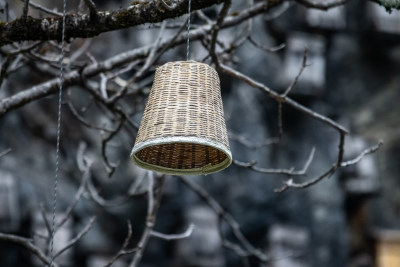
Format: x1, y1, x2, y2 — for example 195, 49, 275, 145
130, 136, 232, 175
156, 60, 216, 69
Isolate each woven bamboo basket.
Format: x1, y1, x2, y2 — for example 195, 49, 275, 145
131, 61, 232, 175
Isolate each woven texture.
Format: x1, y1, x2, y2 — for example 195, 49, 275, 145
131, 61, 231, 175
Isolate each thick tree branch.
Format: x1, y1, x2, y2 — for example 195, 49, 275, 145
0, 0, 227, 46
0, 1, 281, 116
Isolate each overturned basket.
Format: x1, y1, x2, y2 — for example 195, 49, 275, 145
131, 61, 232, 175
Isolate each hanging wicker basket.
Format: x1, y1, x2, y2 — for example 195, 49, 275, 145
130, 61, 232, 175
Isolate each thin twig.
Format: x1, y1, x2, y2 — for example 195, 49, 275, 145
0, 233, 56, 267
83, 170, 148, 207
67, 99, 114, 133
28, 1, 62, 16
100, 73, 108, 99
129, 175, 166, 267
274, 166, 336, 193
282, 48, 309, 97
264, 1, 293, 21
105, 21, 166, 105
146, 172, 155, 218
150, 224, 195, 241
39, 204, 52, 237
277, 102, 283, 139
340, 141, 383, 167
196, 10, 212, 24
178, 176, 269, 263
0, 56, 13, 88
160, 0, 185, 10
0, 148, 12, 158
228, 132, 280, 149
23, 0, 30, 19
53, 216, 96, 260
55, 146, 92, 231
101, 116, 125, 177
103, 221, 138, 267
209, 0, 232, 67
248, 36, 286, 53
83, 0, 98, 19
295, 0, 349, 10
275, 141, 383, 192
234, 147, 315, 176
218, 63, 348, 134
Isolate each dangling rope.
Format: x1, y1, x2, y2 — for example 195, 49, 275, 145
186, 0, 191, 61
49, 0, 67, 266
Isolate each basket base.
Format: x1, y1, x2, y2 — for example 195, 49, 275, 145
131, 136, 232, 175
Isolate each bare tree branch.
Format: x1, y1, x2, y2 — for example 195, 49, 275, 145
209, 0, 231, 66
340, 141, 383, 167
150, 224, 195, 241
0, 0, 386, 266
294, 0, 350, 10
234, 147, 315, 176
248, 36, 286, 53
129, 174, 166, 267
218, 63, 348, 134
283, 48, 309, 97
0, 233, 57, 267
39, 204, 52, 237
228, 132, 280, 149
82, 0, 98, 19
67, 98, 115, 133
0, 55, 16, 88
0, 0, 230, 46
0, 148, 11, 158
22, 0, 30, 19
178, 176, 269, 263
101, 115, 124, 177
53, 216, 96, 260
160, 0, 186, 10
27, 1, 62, 16
55, 145, 92, 231
103, 221, 138, 267
275, 141, 383, 192
0, 1, 281, 116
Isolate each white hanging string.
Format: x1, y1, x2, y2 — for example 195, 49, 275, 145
49, 0, 67, 266
186, 0, 191, 61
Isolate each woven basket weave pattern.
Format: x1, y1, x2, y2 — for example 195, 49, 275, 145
132, 61, 231, 173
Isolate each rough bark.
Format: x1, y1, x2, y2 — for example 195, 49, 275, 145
0, 0, 225, 46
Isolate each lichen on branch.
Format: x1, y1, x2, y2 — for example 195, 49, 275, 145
371, 0, 400, 12
0, 0, 224, 47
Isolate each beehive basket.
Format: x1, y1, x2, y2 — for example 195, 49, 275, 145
131, 61, 232, 175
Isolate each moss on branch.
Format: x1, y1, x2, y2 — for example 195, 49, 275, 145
0, 0, 224, 46
371, 0, 400, 12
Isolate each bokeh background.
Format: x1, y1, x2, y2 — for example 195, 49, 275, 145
0, 1, 399, 266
